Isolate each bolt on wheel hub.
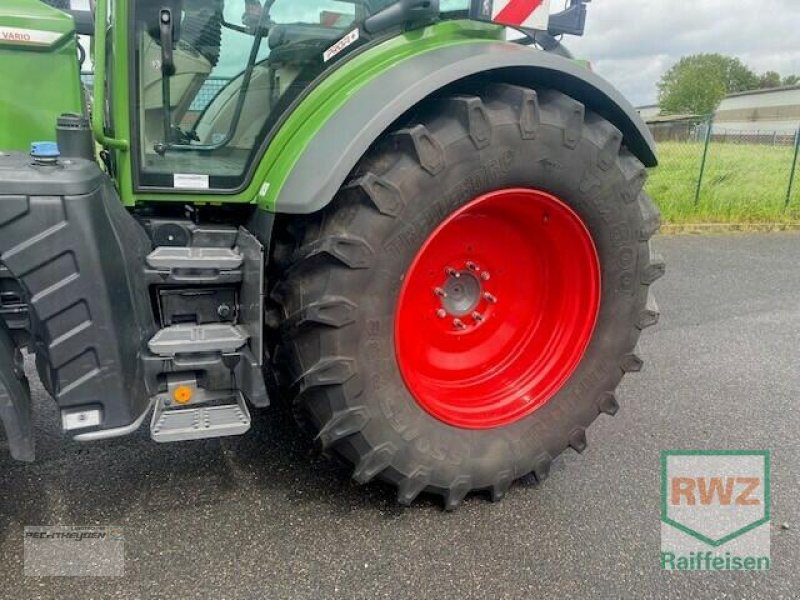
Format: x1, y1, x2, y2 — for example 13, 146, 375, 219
394, 189, 601, 429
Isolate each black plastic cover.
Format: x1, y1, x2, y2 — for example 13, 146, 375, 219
0, 154, 156, 432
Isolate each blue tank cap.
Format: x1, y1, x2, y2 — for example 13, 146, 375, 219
30, 142, 60, 159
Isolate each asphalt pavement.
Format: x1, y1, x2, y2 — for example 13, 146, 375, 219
1, 232, 799, 599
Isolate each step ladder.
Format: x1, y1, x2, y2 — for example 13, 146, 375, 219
147, 324, 251, 442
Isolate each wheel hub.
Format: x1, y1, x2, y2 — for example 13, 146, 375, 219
394, 188, 601, 430
435, 266, 492, 328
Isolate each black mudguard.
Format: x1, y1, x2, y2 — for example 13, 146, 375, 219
275, 41, 657, 214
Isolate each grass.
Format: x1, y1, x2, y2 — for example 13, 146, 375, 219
646, 141, 800, 224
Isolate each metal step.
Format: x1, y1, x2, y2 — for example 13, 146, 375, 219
150, 392, 250, 443
148, 324, 248, 356
146, 246, 243, 271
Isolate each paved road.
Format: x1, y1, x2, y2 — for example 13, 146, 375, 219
2, 233, 799, 599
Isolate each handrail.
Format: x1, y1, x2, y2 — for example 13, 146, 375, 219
91, 0, 129, 151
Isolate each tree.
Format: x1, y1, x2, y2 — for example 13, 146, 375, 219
783, 75, 800, 87
658, 54, 759, 115
758, 71, 782, 89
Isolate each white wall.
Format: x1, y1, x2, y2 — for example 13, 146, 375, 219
638, 105, 661, 120
714, 88, 800, 134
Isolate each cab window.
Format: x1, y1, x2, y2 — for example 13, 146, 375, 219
133, 0, 362, 191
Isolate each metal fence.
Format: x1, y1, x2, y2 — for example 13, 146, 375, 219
79, 73, 229, 115
646, 116, 800, 221
80, 72, 94, 92
189, 77, 231, 112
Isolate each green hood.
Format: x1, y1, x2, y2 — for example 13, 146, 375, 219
0, 0, 75, 49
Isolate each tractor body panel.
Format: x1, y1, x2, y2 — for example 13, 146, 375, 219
0, 0, 83, 152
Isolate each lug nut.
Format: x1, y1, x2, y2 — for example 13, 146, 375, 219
472, 312, 484, 322
466, 261, 479, 272
484, 292, 497, 304
436, 309, 447, 319
445, 267, 460, 278
434, 287, 447, 298
453, 319, 467, 330
481, 272, 491, 281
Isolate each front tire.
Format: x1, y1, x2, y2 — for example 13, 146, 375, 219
271, 84, 664, 509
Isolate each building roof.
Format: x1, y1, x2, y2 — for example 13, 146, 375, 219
724, 85, 800, 99
645, 114, 701, 124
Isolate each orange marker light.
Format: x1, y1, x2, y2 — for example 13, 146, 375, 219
173, 386, 193, 405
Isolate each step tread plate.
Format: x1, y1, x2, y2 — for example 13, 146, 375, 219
151, 402, 250, 443
146, 246, 243, 271
148, 323, 248, 356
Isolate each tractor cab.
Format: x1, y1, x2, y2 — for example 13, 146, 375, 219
133, 0, 389, 191
91, 0, 596, 205
106, 0, 474, 199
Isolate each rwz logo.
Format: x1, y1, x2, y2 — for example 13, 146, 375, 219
660, 450, 771, 571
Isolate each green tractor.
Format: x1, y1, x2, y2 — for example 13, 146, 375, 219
0, 0, 663, 508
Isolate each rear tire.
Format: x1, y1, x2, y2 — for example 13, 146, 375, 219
271, 84, 664, 509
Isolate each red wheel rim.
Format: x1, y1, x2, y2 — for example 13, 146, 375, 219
394, 189, 601, 429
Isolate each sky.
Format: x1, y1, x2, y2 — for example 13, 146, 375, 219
568, 0, 800, 107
